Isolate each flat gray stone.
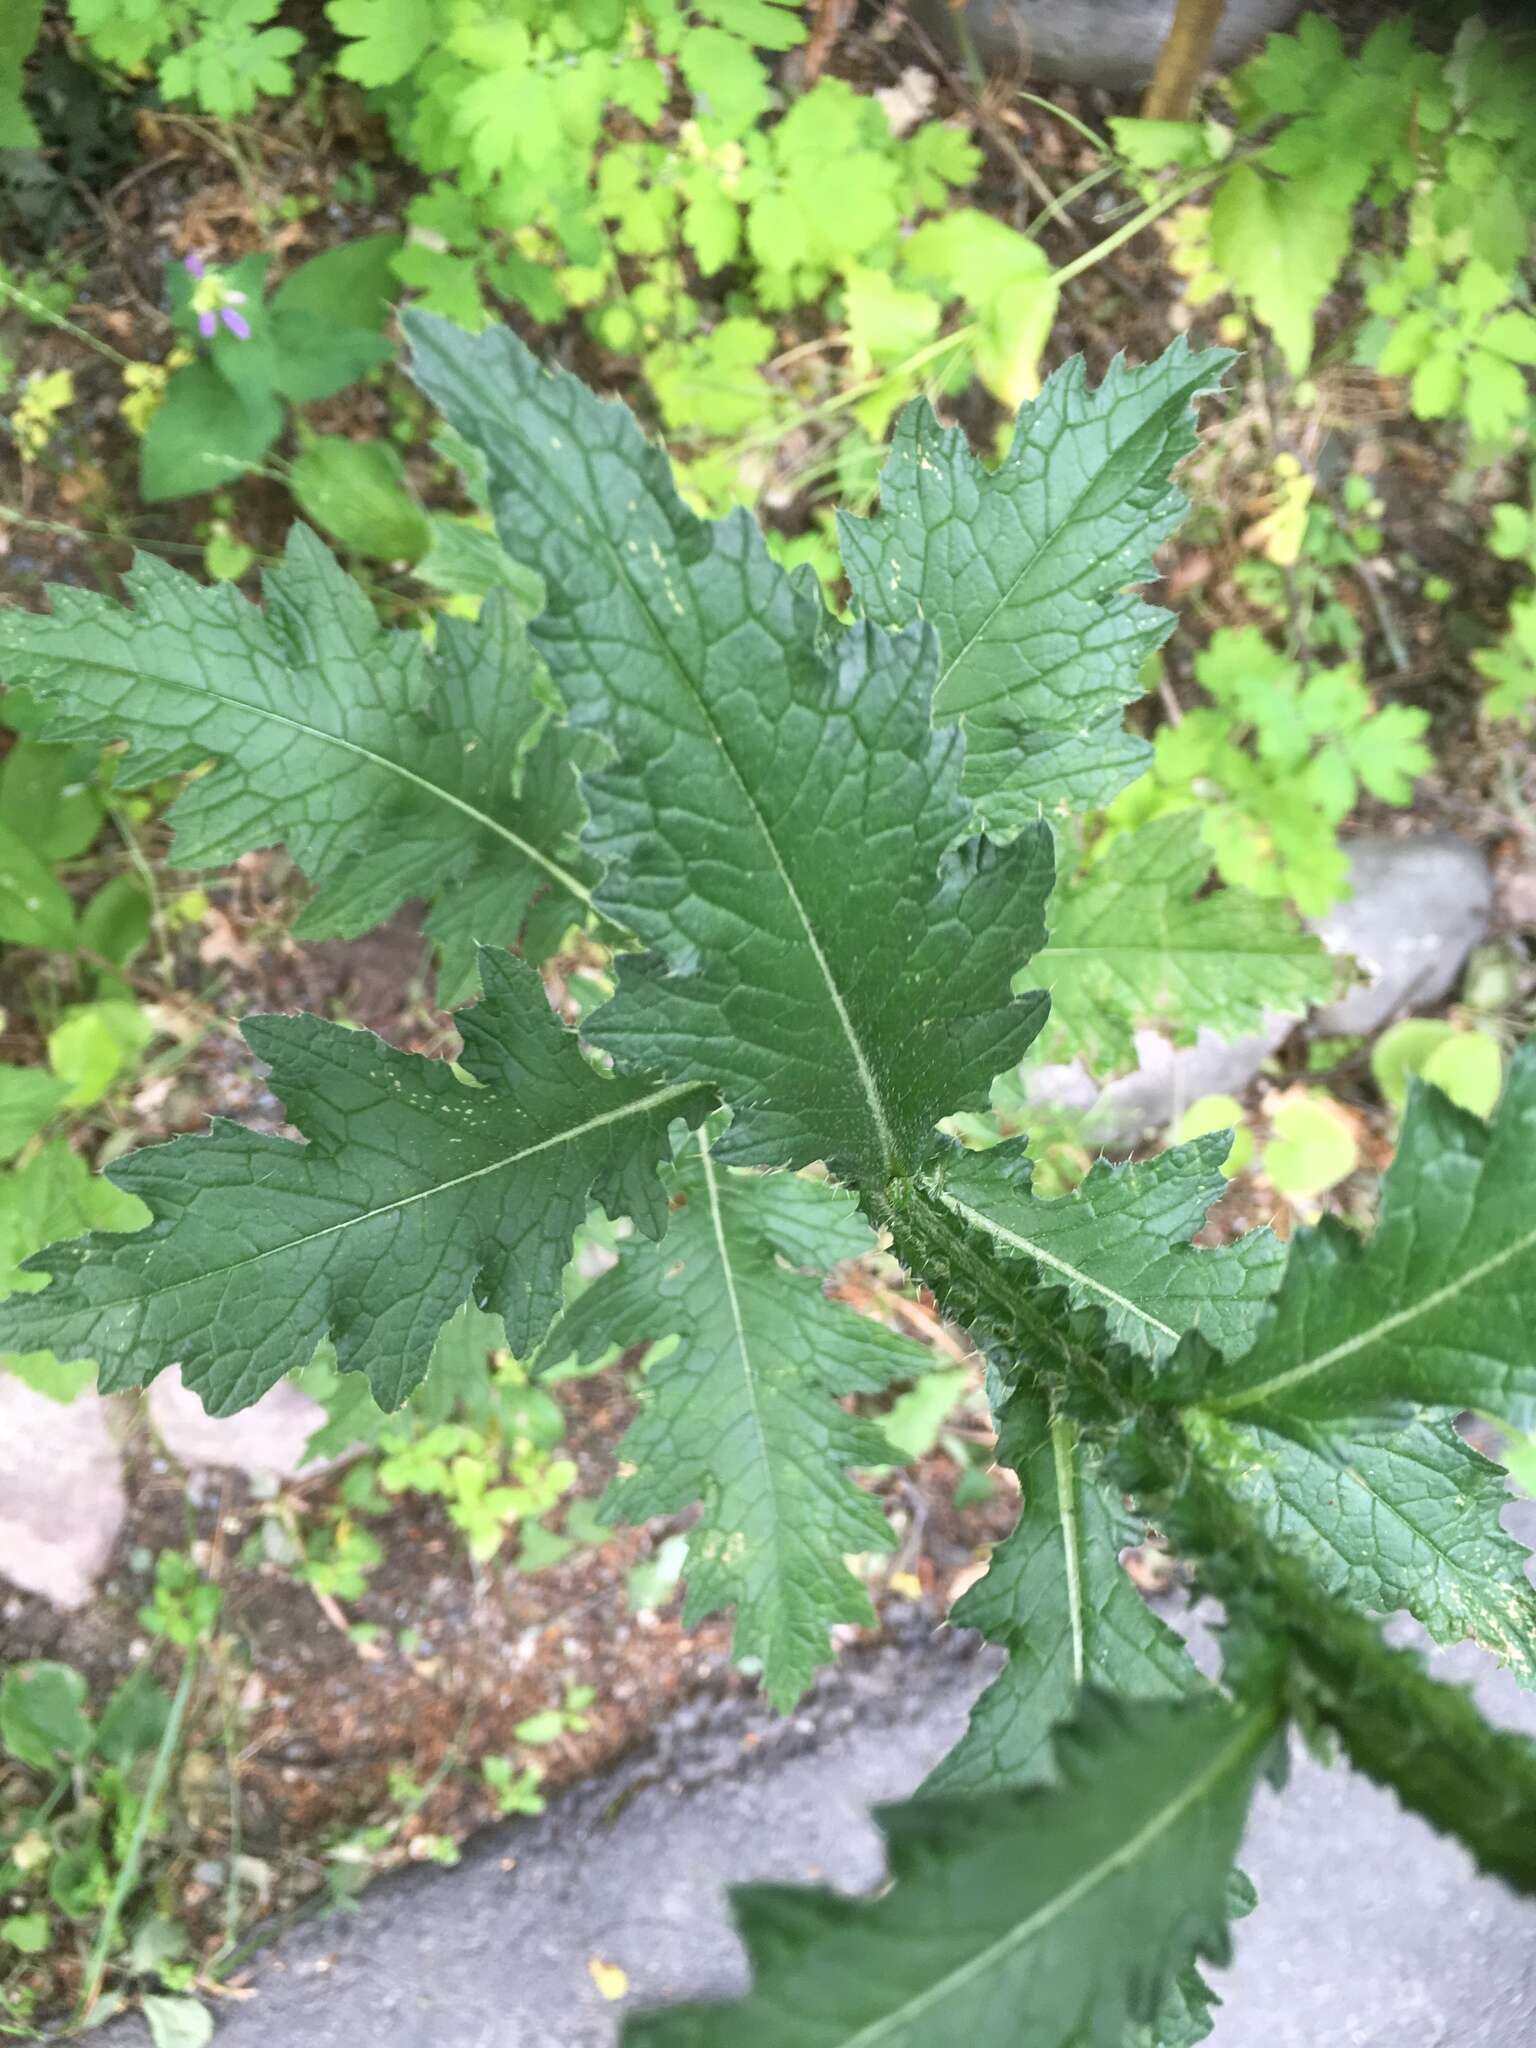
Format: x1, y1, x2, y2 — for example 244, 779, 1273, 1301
0, 1379, 126, 1608
99, 1619, 1536, 2048
1029, 1013, 1299, 1147
148, 1369, 329, 1480
1026, 833, 1493, 1142
1310, 833, 1493, 1038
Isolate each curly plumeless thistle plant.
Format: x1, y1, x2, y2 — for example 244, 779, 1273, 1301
5, 317, 1536, 2043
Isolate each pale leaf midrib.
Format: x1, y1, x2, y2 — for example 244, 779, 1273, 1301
1050, 1414, 1087, 1688
21, 647, 594, 907
1209, 1220, 1536, 1414
925, 1180, 1180, 1343
66, 1080, 700, 1308
836, 1706, 1273, 2048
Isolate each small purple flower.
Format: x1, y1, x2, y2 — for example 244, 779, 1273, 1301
184, 253, 250, 343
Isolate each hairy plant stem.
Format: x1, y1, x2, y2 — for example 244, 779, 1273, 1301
870, 1174, 1131, 1426
881, 1168, 1536, 1883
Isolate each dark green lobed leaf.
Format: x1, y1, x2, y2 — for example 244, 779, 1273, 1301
2, 954, 712, 1415
926, 1384, 1198, 1796
1197, 1044, 1536, 1426
1186, 1406, 1536, 1687
840, 340, 1234, 832
406, 312, 1054, 1184
547, 1134, 930, 1706
920, 1131, 1285, 1364
623, 1691, 1278, 2047
0, 529, 595, 984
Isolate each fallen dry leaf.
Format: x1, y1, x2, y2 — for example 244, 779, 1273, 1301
877, 66, 937, 137
588, 1957, 629, 2002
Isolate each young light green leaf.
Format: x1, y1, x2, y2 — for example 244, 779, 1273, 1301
0, 528, 595, 980
1025, 812, 1334, 1075
839, 340, 1234, 832
927, 1386, 1198, 1796
1, 1139, 149, 1402
0, 1066, 72, 1162
545, 1133, 926, 1708
140, 359, 283, 502
0, 818, 75, 950
0, 1661, 92, 1771
405, 312, 1054, 1184
1200, 1043, 1536, 1427
1208, 164, 1350, 375
1, 954, 712, 1417
920, 1134, 1285, 1363
623, 1691, 1278, 2048
142, 1996, 214, 2048
287, 437, 431, 562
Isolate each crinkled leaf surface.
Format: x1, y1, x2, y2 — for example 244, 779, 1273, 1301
921, 1134, 1285, 1363
839, 341, 1233, 833
2, 954, 711, 1415
0, 530, 595, 977
406, 312, 1053, 1183
545, 1134, 925, 1707
1200, 1046, 1536, 1427
1175, 1050, 1536, 1682
1188, 1406, 1536, 1686
623, 1691, 1276, 2048
926, 1385, 1198, 1797
1025, 812, 1333, 1074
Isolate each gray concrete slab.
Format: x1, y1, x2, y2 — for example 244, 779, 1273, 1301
96, 1612, 1536, 2048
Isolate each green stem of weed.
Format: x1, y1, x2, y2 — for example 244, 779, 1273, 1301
0, 280, 136, 372
75, 1649, 200, 2027
1010, 88, 1113, 157
109, 803, 176, 992
719, 158, 1243, 474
